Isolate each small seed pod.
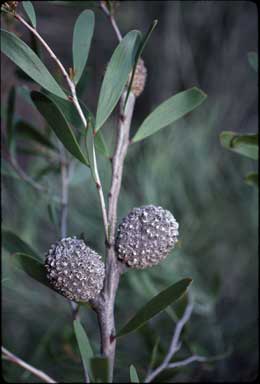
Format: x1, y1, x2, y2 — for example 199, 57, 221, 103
128, 58, 147, 97
45, 237, 105, 302
116, 205, 179, 269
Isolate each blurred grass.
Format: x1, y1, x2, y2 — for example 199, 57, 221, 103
1, 1, 258, 382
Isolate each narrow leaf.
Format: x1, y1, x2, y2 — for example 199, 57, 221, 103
1, 29, 66, 99
245, 172, 258, 187
130, 365, 140, 383
22, 1, 36, 28
73, 319, 93, 380
116, 278, 192, 338
248, 51, 258, 72
85, 120, 98, 183
94, 130, 110, 158
132, 87, 207, 142
15, 120, 56, 150
95, 30, 141, 132
31, 91, 89, 166
73, 10, 95, 84
90, 357, 109, 383
12, 253, 50, 288
220, 131, 258, 160
7, 86, 16, 150
2, 229, 40, 260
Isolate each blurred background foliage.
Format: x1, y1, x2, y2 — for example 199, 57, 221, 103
1, 1, 258, 382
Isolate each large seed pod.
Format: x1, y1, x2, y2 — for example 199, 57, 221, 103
45, 237, 105, 302
115, 205, 179, 269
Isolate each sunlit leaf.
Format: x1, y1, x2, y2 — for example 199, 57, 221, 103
95, 30, 141, 132
130, 364, 140, 383
220, 131, 258, 160
31, 91, 89, 166
1, 29, 66, 99
132, 87, 207, 142
73, 10, 94, 84
73, 319, 94, 380
22, 1, 36, 28
116, 278, 192, 338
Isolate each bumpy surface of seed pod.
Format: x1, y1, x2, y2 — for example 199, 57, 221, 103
45, 237, 105, 302
116, 205, 179, 269
128, 58, 147, 97
2, 1, 19, 11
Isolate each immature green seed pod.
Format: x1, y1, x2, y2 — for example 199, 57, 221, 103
45, 237, 105, 302
115, 205, 179, 269
128, 58, 147, 97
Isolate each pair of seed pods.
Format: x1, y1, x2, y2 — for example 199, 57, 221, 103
45, 205, 179, 302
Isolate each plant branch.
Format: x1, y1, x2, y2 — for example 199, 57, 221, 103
99, 2, 122, 42
144, 301, 194, 383
14, 12, 109, 243
89, 6, 137, 381
2, 346, 57, 383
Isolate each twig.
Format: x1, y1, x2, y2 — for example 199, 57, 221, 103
99, 2, 122, 42
92, 91, 136, 383
58, 144, 69, 239
144, 302, 194, 383
3, 149, 48, 193
91, 5, 137, 381
2, 346, 57, 383
14, 12, 109, 243
167, 354, 207, 369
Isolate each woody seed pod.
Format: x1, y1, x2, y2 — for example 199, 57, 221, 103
128, 58, 147, 97
45, 237, 105, 302
115, 205, 179, 269
2, 1, 18, 11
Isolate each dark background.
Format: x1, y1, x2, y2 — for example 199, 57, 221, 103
1, 1, 258, 382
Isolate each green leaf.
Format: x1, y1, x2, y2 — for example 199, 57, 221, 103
245, 172, 258, 187
44, 92, 110, 157
22, 1, 36, 28
132, 87, 207, 142
0, 29, 66, 99
130, 364, 140, 383
94, 130, 110, 158
90, 357, 109, 383
31, 91, 89, 166
12, 253, 50, 288
15, 120, 56, 150
73, 319, 94, 380
7, 86, 16, 150
220, 131, 258, 160
2, 229, 40, 260
95, 30, 141, 132
73, 10, 95, 84
124, 19, 158, 110
248, 51, 258, 72
149, 337, 160, 370
116, 278, 192, 338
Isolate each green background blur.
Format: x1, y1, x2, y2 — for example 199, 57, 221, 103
1, 1, 258, 382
